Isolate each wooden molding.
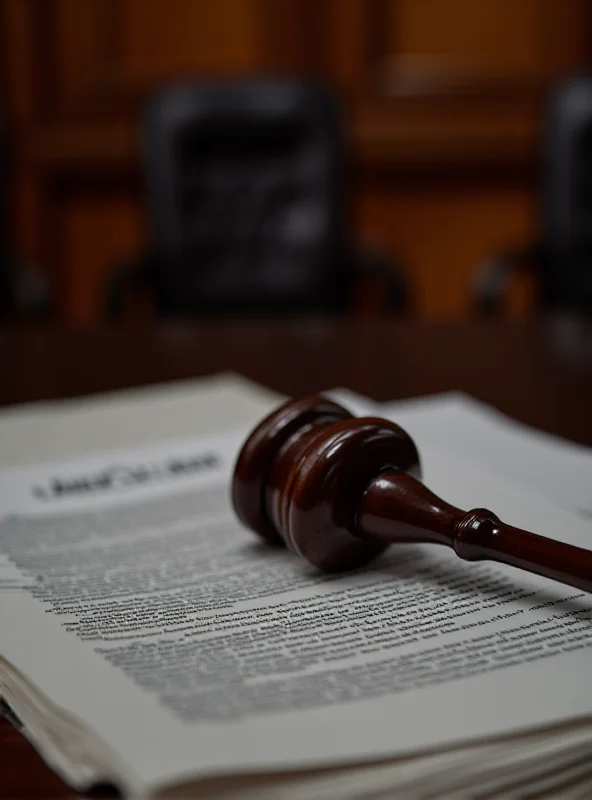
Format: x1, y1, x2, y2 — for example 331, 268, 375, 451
321, 0, 591, 169
362, 0, 590, 101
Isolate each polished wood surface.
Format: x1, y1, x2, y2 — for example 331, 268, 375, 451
233, 394, 592, 589
1, 316, 592, 798
1, 317, 591, 443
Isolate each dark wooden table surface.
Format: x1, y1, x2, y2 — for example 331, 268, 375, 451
1, 316, 591, 798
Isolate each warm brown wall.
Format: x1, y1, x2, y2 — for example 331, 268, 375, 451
2, 0, 591, 323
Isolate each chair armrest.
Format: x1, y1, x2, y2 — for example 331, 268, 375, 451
2, 262, 50, 321
472, 244, 542, 315
104, 252, 158, 320
350, 244, 409, 314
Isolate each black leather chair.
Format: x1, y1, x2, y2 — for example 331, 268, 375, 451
107, 80, 407, 317
473, 76, 592, 315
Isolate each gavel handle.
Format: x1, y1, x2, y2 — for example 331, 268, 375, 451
358, 472, 592, 595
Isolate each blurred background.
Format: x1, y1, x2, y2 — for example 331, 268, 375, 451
1, 0, 592, 325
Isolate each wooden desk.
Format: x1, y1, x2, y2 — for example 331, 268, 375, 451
1, 317, 591, 798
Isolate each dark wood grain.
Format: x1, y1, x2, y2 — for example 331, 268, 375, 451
1, 317, 591, 443
1, 315, 592, 798
0, 713, 77, 800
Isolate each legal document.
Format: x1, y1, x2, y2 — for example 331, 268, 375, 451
1, 391, 591, 798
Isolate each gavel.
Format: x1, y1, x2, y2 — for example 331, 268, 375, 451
232, 395, 592, 594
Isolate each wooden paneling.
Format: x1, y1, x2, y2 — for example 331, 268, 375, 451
120, 0, 265, 82
383, 0, 561, 84
2, 0, 591, 323
7, 0, 269, 121
55, 188, 142, 323
355, 180, 536, 317
48, 0, 267, 113
3, 0, 272, 323
327, 0, 591, 169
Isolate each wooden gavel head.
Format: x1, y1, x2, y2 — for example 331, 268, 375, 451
232, 394, 592, 594
232, 395, 421, 571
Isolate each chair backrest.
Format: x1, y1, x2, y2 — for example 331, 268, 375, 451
142, 80, 348, 314
542, 77, 592, 310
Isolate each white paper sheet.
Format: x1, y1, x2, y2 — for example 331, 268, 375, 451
379, 392, 592, 519
0, 373, 280, 467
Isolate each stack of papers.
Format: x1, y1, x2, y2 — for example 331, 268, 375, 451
0, 374, 591, 798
